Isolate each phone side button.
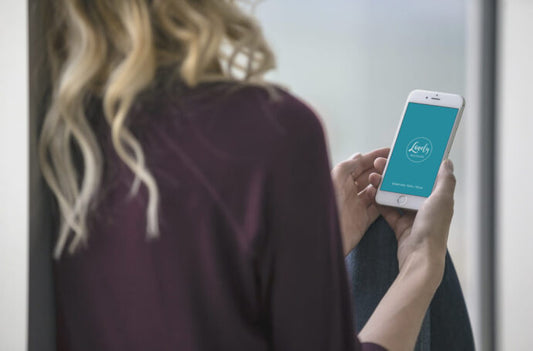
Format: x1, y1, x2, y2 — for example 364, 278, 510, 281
397, 195, 407, 205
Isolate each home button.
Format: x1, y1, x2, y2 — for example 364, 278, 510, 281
397, 195, 407, 205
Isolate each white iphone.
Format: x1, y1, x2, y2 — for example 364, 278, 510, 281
375, 90, 465, 210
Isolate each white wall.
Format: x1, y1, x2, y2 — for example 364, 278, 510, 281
497, 0, 533, 349
0, 1, 29, 351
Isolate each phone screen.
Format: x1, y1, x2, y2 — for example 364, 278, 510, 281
380, 102, 459, 197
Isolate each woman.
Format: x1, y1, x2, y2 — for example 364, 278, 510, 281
39, 1, 459, 350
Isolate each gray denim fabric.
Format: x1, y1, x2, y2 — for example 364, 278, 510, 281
346, 216, 475, 351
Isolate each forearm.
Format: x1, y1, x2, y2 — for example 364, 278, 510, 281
358, 251, 444, 351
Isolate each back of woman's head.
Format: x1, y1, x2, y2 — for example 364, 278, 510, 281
40, 0, 275, 258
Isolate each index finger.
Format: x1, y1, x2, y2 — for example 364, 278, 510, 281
337, 148, 390, 179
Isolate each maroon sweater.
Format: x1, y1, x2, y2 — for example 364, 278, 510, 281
55, 82, 386, 351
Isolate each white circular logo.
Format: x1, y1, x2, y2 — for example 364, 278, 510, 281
406, 137, 433, 163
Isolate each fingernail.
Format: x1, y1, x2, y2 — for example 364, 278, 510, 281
445, 159, 454, 172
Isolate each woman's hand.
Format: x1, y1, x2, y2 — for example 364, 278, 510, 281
369, 158, 456, 280
331, 148, 390, 256
359, 159, 456, 350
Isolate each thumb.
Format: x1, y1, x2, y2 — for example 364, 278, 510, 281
432, 159, 456, 198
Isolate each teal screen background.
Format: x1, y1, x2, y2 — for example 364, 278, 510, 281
380, 102, 458, 197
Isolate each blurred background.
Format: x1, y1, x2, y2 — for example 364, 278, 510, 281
1, 0, 532, 350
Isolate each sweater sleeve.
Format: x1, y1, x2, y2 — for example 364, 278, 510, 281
259, 93, 386, 351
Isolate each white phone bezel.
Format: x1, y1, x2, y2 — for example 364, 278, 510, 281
375, 89, 465, 210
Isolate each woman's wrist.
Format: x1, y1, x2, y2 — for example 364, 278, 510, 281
399, 248, 445, 292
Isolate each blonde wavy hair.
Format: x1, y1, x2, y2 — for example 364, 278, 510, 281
39, 0, 275, 258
